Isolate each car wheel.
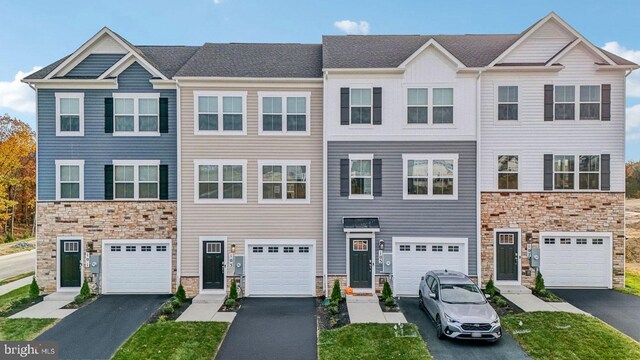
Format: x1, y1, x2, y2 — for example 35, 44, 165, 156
418, 292, 424, 309
435, 315, 445, 340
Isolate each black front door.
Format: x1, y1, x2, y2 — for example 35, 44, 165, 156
350, 238, 372, 288
496, 232, 518, 281
60, 239, 81, 288
203, 241, 225, 289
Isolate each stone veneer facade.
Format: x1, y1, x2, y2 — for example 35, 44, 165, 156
36, 201, 177, 294
481, 192, 625, 288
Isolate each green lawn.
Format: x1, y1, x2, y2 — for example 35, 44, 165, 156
617, 269, 640, 296
112, 322, 229, 360
318, 324, 432, 360
0, 318, 57, 341
0, 285, 30, 315
503, 312, 640, 360
0, 272, 35, 286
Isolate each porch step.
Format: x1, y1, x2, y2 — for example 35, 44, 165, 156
44, 291, 78, 302
495, 285, 532, 295
192, 294, 226, 304
346, 294, 378, 303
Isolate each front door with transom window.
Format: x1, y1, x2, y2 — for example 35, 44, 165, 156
202, 241, 224, 289
350, 238, 372, 288
60, 239, 81, 288
496, 232, 519, 281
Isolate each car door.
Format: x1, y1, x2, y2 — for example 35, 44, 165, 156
424, 276, 437, 317
428, 277, 441, 317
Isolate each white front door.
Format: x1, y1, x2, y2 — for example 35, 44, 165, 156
246, 242, 315, 296
102, 241, 172, 294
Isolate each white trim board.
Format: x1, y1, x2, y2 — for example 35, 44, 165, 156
56, 236, 84, 292
345, 232, 376, 292
493, 228, 522, 285
198, 236, 228, 294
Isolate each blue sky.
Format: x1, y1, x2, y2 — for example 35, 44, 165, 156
1, 0, 639, 159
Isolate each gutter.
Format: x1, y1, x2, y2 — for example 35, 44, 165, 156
322, 70, 328, 296
176, 80, 182, 289
475, 69, 484, 286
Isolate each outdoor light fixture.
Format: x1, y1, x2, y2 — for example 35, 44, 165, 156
379, 239, 385, 251
230, 244, 236, 253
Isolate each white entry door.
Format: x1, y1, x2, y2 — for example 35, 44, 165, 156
246, 243, 315, 296
102, 241, 171, 294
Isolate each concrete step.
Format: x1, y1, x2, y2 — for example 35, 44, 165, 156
346, 294, 379, 303
44, 291, 78, 302
192, 294, 226, 304
495, 285, 532, 294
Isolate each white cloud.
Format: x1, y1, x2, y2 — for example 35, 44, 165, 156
0, 67, 40, 114
603, 41, 640, 97
627, 104, 640, 141
334, 20, 370, 35
212, 0, 222, 4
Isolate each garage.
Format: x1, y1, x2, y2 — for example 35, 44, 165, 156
102, 240, 172, 294
245, 242, 315, 296
393, 238, 467, 296
540, 233, 612, 288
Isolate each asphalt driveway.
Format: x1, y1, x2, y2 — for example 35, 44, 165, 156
399, 297, 529, 360
216, 297, 317, 360
36, 295, 167, 360
553, 289, 640, 341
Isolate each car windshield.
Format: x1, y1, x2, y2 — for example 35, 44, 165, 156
440, 283, 486, 304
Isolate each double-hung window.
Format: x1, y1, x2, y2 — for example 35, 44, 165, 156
258, 161, 310, 203
553, 155, 601, 190
350, 88, 372, 124
407, 88, 428, 124
194, 92, 247, 134
497, 86, 518, 121
578, 155, 600, 190
194, 160, 247, 203
55, 93, 84, 136
402, 154, 458, 199
113, 94, 159, 135
432, 88, 453, 124
497, 155, 519, 190
554, 86, 575, 120
113, 161, 160, 200
349, 155, 373, 198
259, 93, 310, 134
55, 160, 84, 200
580, 85, 600, 120
553, 155, 575, 189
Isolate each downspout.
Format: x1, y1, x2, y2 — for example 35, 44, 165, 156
176, 80, 182, 291
323, 70, 329, 296
475, 69, 484, 286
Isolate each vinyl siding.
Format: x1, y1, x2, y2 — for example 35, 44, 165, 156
503, 18, 577, 64
65, 54, 125, 78
38, 62, 177, 200
327, 141, 477, 275
480, 44, 626, 192
179, 84, 323, 276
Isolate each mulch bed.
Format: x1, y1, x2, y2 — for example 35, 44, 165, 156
317, 297, 350, 331
488, 294, 523, 317
147, 298, 193, 323
61, 294, 98, 309
0, 296, 44, 317
218, 298, 242, 312
378, 298, 400, 312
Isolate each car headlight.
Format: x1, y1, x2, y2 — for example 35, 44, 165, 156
491, 315, 501, 325
444, 313, 460, 324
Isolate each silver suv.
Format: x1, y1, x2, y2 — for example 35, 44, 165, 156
418, 270, 501, 342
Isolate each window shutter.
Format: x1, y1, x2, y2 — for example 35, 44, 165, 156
543, 154, 553, 190
340, 88, 350, 125
373, 158, 382, 196
104, 165, 113, 200
159, 164, 169, 199
544, 85, 553, 121
601, 154, 610, 190
105, 97, 114, 133
159, 97, 169, 133
373, 87, 382, 125
601, 84, 611, 121
340, 159, 349, 196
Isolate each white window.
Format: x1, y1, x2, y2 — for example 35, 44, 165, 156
141, 245, 152, 252
553, 155, 600, 191
194, 160, 247, 203
416, 245, 427, 252
253, 246, 264, 253
432, 88, 453, 124
283, 246, 294, 253
580, 85, 600, 120
258, 92, 310, 135
560, 238, 571, 245
55, 93, 84, 136
258, 161, 310, 203
352, 240, 368, 251
402, 154, 458, 200
156, 245, 167, 252
268, 246, 279, 253
206, 243, 222, 253
407, 88, 428, 124
432, 245, 443, 252
553, 155, 575, 190
350, 88, 372, 124
448, 245, 459, 252
64, 242, 79, 252
110, 245, 121, 252
554, 86, 575, 120
579, 155, 600, 190
399, 245, 410, 251
126, 245, 136, 252
113, 93, 160, 135
55, 160, 84, 200
576, 239, 587, 245
544, 238, 556, 245
349, 154, 373, 199
112, 160, 160, 200
497, 155, 518, 190
592, 238, 604, 245
497, 86, 518, 121
299, 246, 310, 253
194, 92, 247, 135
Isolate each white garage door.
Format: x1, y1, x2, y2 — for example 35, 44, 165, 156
394, 241, 467, 296
103, 242, 171, 294
246, 243, 315, 296
540, 235, 611, 288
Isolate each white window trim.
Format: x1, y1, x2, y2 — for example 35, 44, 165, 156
56, 236, 84, 291
198, 236, 227, 294
55, 160, 84, 200
401, 84, 456, 128
349, 87, 373, 127
431, 87, 455, 125
111, 93, 161, 136
551, 154, 601, 191
257, 92, 311, 136
402, 153, 459, 200
496, 154, 520, 191
405, 88, 429, 125
257, 160, 311, 204
111, 160, 161, 200
348, 153, 374, 200
55, 93, 84, 136
193, 91, 248, 135
578, 154, 601, 190
579, 84, 601, 121
496, 85, 519, 121
193, 159, 248, 204
553, 85, 576, 121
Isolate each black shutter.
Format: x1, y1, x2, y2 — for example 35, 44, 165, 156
543, 154, 553, 190
159, 164, 169, 199
544, 85, 553, 121
601, 84, 611, 121
373, 87, 382, 125
340, 159, 349, 196
340, 88, 350, 125
373, 158, 382, 196
105, 97, 113, 133
159, 97, 169, 133
104, 165, 113, 200
601, 154, 610, 190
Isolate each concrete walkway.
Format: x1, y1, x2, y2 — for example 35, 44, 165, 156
346, 294, 407, 323
498, 285, 588, 314
176, 294, 236, 322
0, 277, 32, 296
10, 291, 77, 319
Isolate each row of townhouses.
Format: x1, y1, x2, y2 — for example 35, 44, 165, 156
24, 13, 636, 298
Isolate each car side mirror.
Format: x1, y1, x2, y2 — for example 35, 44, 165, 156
428, 292, 437, 300
485, 293, 491, 299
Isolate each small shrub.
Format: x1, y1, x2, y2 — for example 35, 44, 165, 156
80, 278, 91, 298
171, 298, 181, 308
22, 232, 30, 239
176, 283, 186, 302
5, 234, 14, 243
495, 296, 507, 308
328, 304, 339, 315
224, 298, 236, 308
485, 279, 497, 296
29, 277, 40, 299
162, 305, 174, 315
384, 297, 395, 307
74, 294, 86, 305
158, 315, 167, 322
534, 271, 546, 294
382, 280, 393, 301
331, 280, 342, 304
229, 280, 238, 301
